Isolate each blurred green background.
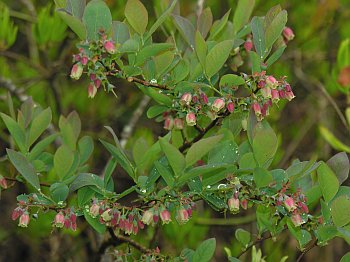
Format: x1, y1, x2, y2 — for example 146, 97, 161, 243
0, 0, 349, 261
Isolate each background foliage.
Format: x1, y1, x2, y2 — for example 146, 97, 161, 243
0, 0, 349, 261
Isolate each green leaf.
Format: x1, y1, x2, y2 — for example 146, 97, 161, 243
327, 152, 350, 185
100, 140, 136, 181
1, 113, 26, 152
125, 0, 148, 35
239, 152, 256, 169
172, 14, 195, 47
251, 16, 265, 59
112, 21, 129, 44
28, 108, 52, 147
265, 10, 287, 54
50, 182, 69, 202
6, 149, 40, 190
192, 238, 216, 262
66, 0, 85, 19
208, 10, 231, 41
253, 167, 273, 188
340, 252, 350, 262
205, 40, 233, 78
185, 135, 223, 167
59, 116, 77, 151
103, 158, 117, 187
337, 39, 350, 68
78, 186, 95, 207
320, 126, 350, 153
54, 145, 74, 179
83, 209, 106, 233
145, 0, 177, 40
82, 0, 112, 40
154, 160, 175, 187
66, 111, 81, 141
69, 173, 104, 192
57, 10, 87, 39
235, 228, 251, 248
137, 84, 172, 106
197, 7, 213, 38
78, 136, 94, 165
179, 163, 231, 185
252, 121, 277, 168
318, 162, 339, 203
195, 30, 207, 68
146, 105, 168, 119
29, 133, 58, 160
159, 137, 185, 176
249, 51, 261, 73
233, 0, 255, 34
135, 43, 173, 66
266, 46, 286, 67
154, 51, 175, 77
172, 59, 190, 83
219, 74, 245, 88
331, 195, 350, 227
208, 140, 239, 165
315, 225, 338, 244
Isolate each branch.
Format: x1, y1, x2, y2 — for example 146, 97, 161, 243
237, 234, 273, 258
0, 76, 29, 102
179, 111, 230, 153
108, 227, 151, 254
3, 176, 51, 187
120, 95, 151, 148
296, 239, 317, 262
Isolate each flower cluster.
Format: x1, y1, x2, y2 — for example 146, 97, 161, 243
252, 72, 295, 121
70, 33, 117, 98
53, 208, 77, 230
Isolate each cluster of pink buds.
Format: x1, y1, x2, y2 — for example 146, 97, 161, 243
70, 33, 117, 98
12, 207, 30, 227
275, 185, 309, 227
176, 205, 193, 224
53, 209, 77, 230
252, 72, 295, 121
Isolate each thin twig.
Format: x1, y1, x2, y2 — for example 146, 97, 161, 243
179, 111, 230, 153
237, 234, 273, 258
0, 76, 29, 102
296, 239, 317, 262
120, 95, 151, 148
108, 228, 151, 253
3, 176, 51, 187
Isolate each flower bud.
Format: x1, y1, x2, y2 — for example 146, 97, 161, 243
0, 175, 7, 189
88, 83, 97, 98
291, 213, 303, 227
73, 54, 81, 62
266, 76, 278, 88
94, 79, 102, 89
244, 39, 253, 52
285, 84, 292, 92
252, 102, 261, 116
141, 210, 154, 225
70, 63, 83, 80
241, 199, 248, 210
180, 93, 192, 106
200, 93, 209, 104
192, 95, 199, 103
101, 209, 112, 222
283, 27, 295, 41
12, 207, 23, 220
177, 207, 189, 223
271, 89, 280, 102
228, 196, 240, 213
212, 98, 225, 112
160, 209, 171, 224
227, 101, 235, 113
174, 118, 184, 130
260, 87, 272, 99
258, 80, 266, 89
81, 56, 89, 66
279, 90, 286, 99
89, 203, 100, 218
54, 212, 65, 228
164, 117, 174, 130
104, 40, 116, 54
284, 197, 296, 212
285, 91, 295, 101
18, 213, 30, 227
186, 112, 196, 126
